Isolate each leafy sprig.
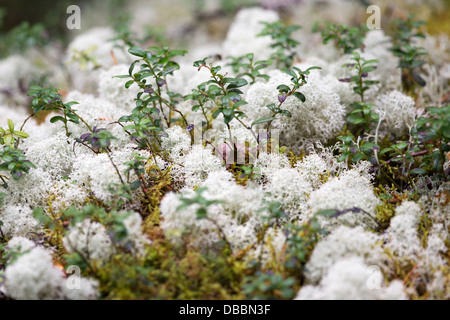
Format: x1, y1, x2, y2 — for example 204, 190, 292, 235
0, 146, 35, 183
227, 53, 270, 84
257, 21, 301, 68
390, 14, 428, 93
253, 66, 321, 129
0, 119, 29, 148
27, 86, 88, 137
340, 52, 379, 132
117, 46, 189, 144
320, 23, 366, 55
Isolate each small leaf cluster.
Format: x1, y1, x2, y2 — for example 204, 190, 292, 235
0, 120, 34, 187
124, 153, 148, 191
336, 106, 449, 187
340, 52, 379, 131
379, 141, 425, 178
75, 127, 116, 153
184, 83, 212, 129
412, 105, 449, 177
0, 119, 29, 148
227, 53, 270, 84
0, 21, 48, 57
257, 21, 301, 68
390, 14, 428, 91
260, 199, 288, 225
27, 86, 81, 137
0, 146, 35, 183
337, 134, 379, 164
253, 66, 321, 128
117, 46, 188, 143
283, 218, 325, 271
243, 271, 296, 300
340, 52, 379, 103
190, 58, 249, 125
177, 187, 223, 220
320, 23, 366, 55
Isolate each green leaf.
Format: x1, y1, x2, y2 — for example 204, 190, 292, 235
168, 49, 187, 58
280, 110, 292, 117
337, 153, 349, 162
281, 68, 296, 78
212, 109, 221, 119
7, 119, 14, 133
130, 180, 142, 190
251, 117, 276, 127
66, 113, 79, 124
125, 80, 134, 89
266, 103, 276, 112
246, 53, 254, 60
347, 113, 365, 124
222, 92, 241, 105
224, 114, 234, 124
363, 80, 380, 86
13, 131, 29, 139
123, 125, 136, 131
227, 78, 248, 89
277, 84, 290, 93
352, 152, 364, 162
50, 116, 66, 124
128, 46, 147, 58
305, 66, 322, 72
379, 147, 393, 155
292, 92, 306, 102
64, 101, 79, 108
395, 142, 409, 150
114, 75, 131, 79
222, 108, 233, 117
257, 74, 270, 81
410, 168, 426, 175
139, 118, 151, 126
3, 135, 13, 147
362, 59, 379, 66
233, 100, 248, 108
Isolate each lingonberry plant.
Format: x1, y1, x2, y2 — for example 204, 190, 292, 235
0, 120, 34, 187
176, 187, 229, 246
257, 21, 301, 68
184, 83, 213, 130
390, 14, 428, 94
340, 52, 380, 133
117, 46, 190, 144
0, 119, 29, 148
256, 66, 321, 130
412, 105, 450, 179
26, 86, 88, 138
319, 23, 367, 55
189, 57, 253, 147
124, 153, 148, 191
227, 53, 271, 84
192, 57, 248, 125
0, 146, 35, 184
336, 134, 379, 165
0, 21, 48, 57
74, 126, 116, 154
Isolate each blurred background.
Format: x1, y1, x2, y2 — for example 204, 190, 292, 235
0, 0, 448, 110
0, 0, 449, 55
